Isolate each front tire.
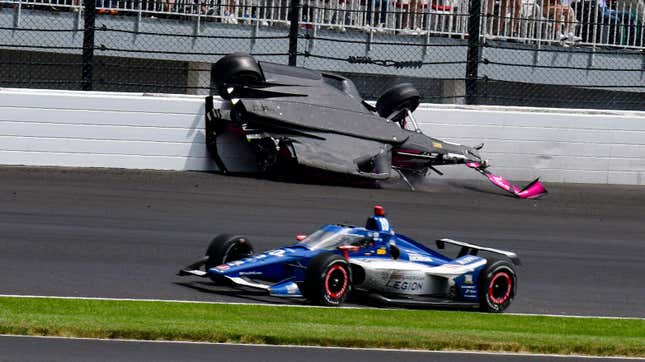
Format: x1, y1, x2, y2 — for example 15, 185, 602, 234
304, 253, 351, 306
478, 257, 517, 313
205, 234, 254, 272
213, 53, 264, 100
375, 83, 421, 119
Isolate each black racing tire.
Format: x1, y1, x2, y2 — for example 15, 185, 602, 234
478, 257, 517, 313
375, 83, 421, 119
213, 53, 264, 100
304, 253, 351, 306
204, 234, 254, 271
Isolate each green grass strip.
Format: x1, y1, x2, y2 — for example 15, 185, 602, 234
1, 296, 644, 357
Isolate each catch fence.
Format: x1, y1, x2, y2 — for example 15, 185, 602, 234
0, 0, 643, 109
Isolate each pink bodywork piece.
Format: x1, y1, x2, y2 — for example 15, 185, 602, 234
465, 162, 547, 199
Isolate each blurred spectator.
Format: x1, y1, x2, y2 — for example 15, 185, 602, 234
543, 0, 581, 40
599, 0, 637, 43
397, 0, 425, 32
486, 0, 521, 36
367, 0, 389, 27
96, 0, 119, 14
408, 0, 424, 29
574, 0, 639, 44
330, 0, 352, 28
222, 0, 237, 22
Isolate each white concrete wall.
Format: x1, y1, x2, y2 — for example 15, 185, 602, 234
0, 88, 215, 171
415, 105, 645, 185
1, 88, 644, 185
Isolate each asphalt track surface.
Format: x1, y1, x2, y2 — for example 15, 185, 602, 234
2, 336, 642, 362
1, 166, 645, 317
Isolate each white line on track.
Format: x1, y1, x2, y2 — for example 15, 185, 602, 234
2, 294, 644, 320
1, 335, 644, 360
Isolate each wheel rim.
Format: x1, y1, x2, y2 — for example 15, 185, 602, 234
324, 264, 348, 299
488, 271, 512, 304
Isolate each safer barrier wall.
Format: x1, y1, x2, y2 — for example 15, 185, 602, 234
414, 105, 645, 185
1, 88, 644, 185
0, 88, 212, 170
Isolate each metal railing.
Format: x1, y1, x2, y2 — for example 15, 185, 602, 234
481, 0, 645, 48
1, 0, 643, 49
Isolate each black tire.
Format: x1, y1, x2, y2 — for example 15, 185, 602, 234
213, 53, 264, 100
478, 257, 517, 313
304, 253, 351, 306
204, 234, 254, 271
375, 83, 421, 119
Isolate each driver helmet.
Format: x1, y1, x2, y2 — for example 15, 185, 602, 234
365, 205, 392, 233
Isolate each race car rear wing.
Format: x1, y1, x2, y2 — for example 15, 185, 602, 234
436, 238, 521, 266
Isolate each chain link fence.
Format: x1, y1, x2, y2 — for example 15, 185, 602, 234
1, 0, 643, 109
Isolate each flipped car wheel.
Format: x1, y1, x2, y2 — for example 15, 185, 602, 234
478, 257, 517, 313
213, 53, 264, 100
205, 234, 254, 272
375, 83, 421, 119
304, 253, 351, 306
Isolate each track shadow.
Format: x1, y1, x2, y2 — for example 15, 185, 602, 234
173, 281, 305, 305
175, 281, 480, 312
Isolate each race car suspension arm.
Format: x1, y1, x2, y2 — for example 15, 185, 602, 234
177, 256, 209, 277
392, 167, 416, 191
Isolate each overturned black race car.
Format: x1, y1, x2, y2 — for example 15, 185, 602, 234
205, 53, 546, 198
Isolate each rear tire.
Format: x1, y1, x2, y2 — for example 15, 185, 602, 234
304, 253, 351, 306
375, 83, 421, 119
205, 234, 254, 272
478, 257, 517, 313
213, 53, 264, 100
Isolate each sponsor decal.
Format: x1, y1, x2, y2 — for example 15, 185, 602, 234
229, 260, 244, 266
379, 218, 390, 231
266, 248, 296, 258
432, 142, 443, 149
386, 280, 424, 291
456, 255, 479, 265
239, 271, 262, 276
408, 253, 433, 262
377, 248, 387, 255
215, 264, 229, 271
461, 286, 477, 295
464, 274, 473, 284
268, 249, 286, 257
360, 259, 380, 263
388, 273, 425, 281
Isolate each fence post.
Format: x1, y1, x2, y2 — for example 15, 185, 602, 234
81, 0, 97, 91
465, 0, 482, 104
288, 0, 301, 66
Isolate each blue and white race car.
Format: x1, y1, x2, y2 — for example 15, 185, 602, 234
178, 206, 520, 312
